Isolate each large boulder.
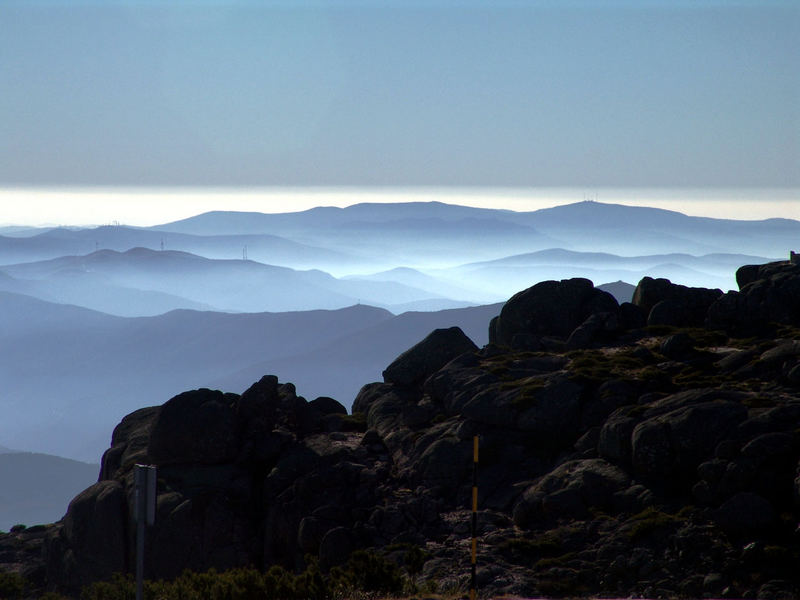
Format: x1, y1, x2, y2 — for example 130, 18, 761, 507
100, 406, 159, 480
382, 327, 478, 389
512, 459, 636, 528
490, 278, 618, 346
631, 400, 747, 481
707, 260, 800, 334
632, 277, 722, 327
148, 389, 241, 465
45, 480, 127, 592
713, 492, 777, 538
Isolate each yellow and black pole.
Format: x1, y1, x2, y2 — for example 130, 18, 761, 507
470, 435, 478, 600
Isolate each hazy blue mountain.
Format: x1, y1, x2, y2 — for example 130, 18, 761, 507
153, 205, 561, 265
597, 280, 637, 304
0, 266, 216, 316
0, 226, 51, 238
0, 444, 14, 454
344, 267, 496, 304
447, 248, 778, 294
0, 452, 98, 531
0, 248, 453, 314
208, 302, 504, 402
152, 202, 512, 235
0, 226, 365, 273
520, 201, 800, 257
373, 298, 478, 313
0, 291, 501, 461
152, 201, 800, 259
645, 263, 731, 289
462, 248, 776, 270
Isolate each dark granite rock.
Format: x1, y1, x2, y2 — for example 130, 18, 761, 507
713, 492, 776, 537
633, 276, 722, 327
45, 481, 127, 590
490, 278, 618, 346
708, 260, 800, 334
513, 459, 632, 528
631, 400, 747, 480
660, 332, 695, 360
148, 388, 241, 465
382, 327, 478, 389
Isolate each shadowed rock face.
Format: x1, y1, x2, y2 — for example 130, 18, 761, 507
707, 260, 800, 334
6, 265, 800, 599
633, 276, 722, 327
382, 326, 478, 389
148, 389, 241, 465
489, 277, 619, 347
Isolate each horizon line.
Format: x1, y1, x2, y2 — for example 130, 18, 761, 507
0, 186, 798, 228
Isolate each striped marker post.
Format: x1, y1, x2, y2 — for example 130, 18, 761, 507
470, 435, 478, 600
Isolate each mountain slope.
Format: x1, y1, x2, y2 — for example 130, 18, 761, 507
152, 200, 800, 259
0, 453, 99, 531
208, 302, 503, 401
447, 248, 778, 293
0, 225, 363, 271
0, 248, 452, 314
0, 291, 500, 461
0, 292, 395, 459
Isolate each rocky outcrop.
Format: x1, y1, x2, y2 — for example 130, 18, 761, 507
5, 268, 800, 599
45, 481, 128, 590
382, 326, 478, 389
633, 276, 722, 327
489, 277, 618, 348
707, 260, 800, 334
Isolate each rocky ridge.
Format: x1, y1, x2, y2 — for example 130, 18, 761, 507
2, 259, 800, 598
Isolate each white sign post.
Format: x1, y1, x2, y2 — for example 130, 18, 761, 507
134, 464, 157, 600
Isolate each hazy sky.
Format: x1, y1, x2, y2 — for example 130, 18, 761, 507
1, 0, 798, 189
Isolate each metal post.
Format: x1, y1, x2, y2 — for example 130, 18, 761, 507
135, 467, 145, 600
134, 464, 157, 600
470, 435, 478, 600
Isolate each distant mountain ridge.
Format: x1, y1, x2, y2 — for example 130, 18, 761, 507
0, 290, 498, 461
149, 200, 799, 265
0, 247, 466, 314
0, 452, 98, 531
0, 200, 794, 316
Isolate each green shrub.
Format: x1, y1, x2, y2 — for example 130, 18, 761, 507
79, 552, 409, 600
262, 565, 298, 599
384, 542, 431, 577
403, 544, 430, 577
627, 507, 680, 541
0, 571, 26, 599
340, 412, 367, 432
534, 551, 577, 570
329, 549, 403, 595
81, 572, 133, 600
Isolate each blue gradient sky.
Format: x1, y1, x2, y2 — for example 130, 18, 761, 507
1, 0, 797, 188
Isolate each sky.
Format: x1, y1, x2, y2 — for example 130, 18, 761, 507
0, 0, 798, 223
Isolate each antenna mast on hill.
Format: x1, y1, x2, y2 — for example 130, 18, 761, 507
160, 238, 164, 251
242, 245, 248, 260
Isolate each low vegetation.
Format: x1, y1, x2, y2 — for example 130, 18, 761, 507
78, 549, 429, 600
